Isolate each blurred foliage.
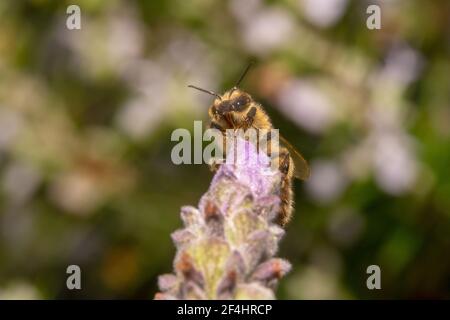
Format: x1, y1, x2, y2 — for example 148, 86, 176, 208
0, 0, 449, 299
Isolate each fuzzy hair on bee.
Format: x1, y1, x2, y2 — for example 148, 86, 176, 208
188, 63, 309, 226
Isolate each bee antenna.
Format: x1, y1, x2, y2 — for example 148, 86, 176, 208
235, 61, 254, 88
188, 85, 222, 100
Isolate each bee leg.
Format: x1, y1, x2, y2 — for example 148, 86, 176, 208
207, 157, 222, 172
279, 149, 290, 175
242, 106, 257, 129
259, 130, 272, 155
210, 121, 224, 132
209, 121, 225, 172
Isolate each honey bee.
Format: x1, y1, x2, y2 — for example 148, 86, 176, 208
189, 63, 310, 226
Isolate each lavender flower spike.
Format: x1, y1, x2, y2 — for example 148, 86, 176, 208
155, 137, 292, 300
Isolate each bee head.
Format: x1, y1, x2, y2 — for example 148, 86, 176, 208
212, 89, 252, 116
189, 61, 254, 118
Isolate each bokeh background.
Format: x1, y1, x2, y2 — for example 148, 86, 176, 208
0, 0, 449, 299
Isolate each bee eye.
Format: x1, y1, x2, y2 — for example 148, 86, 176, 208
217, 101, 232, 115
233, 95, 250, 111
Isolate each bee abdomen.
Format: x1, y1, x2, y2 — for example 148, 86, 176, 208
277, 173, 294, 226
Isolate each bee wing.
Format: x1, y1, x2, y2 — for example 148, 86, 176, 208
279, 135, 310, 180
